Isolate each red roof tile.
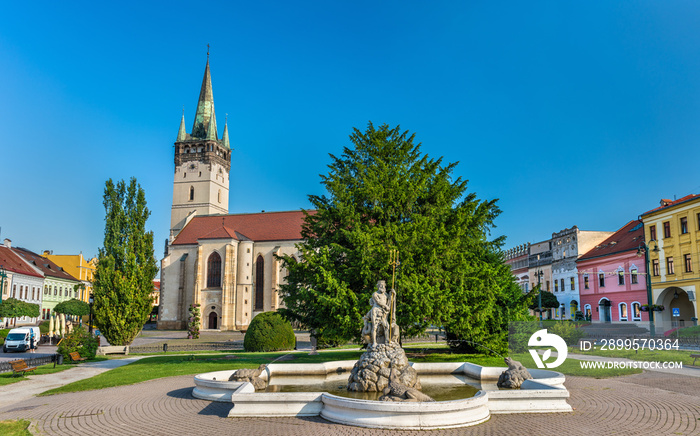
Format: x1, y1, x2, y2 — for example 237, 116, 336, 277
172, 210, 312, 245
0, 246, 43, 278
641, 194, 700, 216
578, 220, 645, 262
13, 247, 80, 282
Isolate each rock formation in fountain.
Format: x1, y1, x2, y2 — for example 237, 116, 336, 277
347, 280, 422, 394
497, 357, 533, 389
229, 363, 268, 390
379, 368, 434, 402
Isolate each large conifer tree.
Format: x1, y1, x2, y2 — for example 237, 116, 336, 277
279, 123, 530, 352
92, 178, 158, 345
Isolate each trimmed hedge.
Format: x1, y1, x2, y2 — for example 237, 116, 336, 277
243, 312, 295, 352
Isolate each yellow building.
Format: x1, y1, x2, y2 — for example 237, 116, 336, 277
641, 195, 700, 334
44, 253, 97, 303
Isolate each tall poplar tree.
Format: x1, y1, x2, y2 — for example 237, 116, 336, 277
93, 178, 158, 345
279, 123, 530, 353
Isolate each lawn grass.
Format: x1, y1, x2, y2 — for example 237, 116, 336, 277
568, 346, 698, 366
0, 362, 74, 387
0, 419, 32, 436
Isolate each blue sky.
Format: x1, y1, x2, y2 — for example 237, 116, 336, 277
2, 1, 700, 262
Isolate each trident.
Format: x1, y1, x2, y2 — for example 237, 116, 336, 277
388, 249, 399, 341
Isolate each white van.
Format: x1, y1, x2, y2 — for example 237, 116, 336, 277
3, 326, 40, 353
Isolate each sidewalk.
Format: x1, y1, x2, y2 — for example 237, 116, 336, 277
0, 356, 145, 409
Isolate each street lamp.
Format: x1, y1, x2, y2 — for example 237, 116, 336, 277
0, 265, 7, 304
637, 240, 659, 337
537, 270, 544, 324
88, 293, 94, 334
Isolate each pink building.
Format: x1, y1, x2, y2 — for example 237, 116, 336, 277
577, 221, 650, 324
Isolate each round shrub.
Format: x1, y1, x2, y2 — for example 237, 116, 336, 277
243, 312, 295, 352
57, 325, 99, 361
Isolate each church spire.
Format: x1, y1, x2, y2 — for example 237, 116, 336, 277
176, 111, 187, 142
222, 117, 230, 149
191, 54, 217, 139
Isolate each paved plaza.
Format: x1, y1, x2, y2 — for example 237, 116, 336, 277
0, 370, 698, 435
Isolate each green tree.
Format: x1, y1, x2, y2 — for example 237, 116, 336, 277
0, 298, 40, 325
92, 178, 158, 345
278, 123, 530, 354
528, 287, 560, 311
53, 298, 90, 317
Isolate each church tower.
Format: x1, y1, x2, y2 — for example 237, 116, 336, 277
170, 57, 231, 240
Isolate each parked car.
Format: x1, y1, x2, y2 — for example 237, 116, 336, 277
3, 326, 40, 353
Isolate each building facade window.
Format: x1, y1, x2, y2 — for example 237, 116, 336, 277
619, 303, 628, 321
667, 257, 675, 274
632, 302, 642, 321
560, 279, 564, 292
599, 272, 605, 287
189, 186, 195, 201
206, 252, 222, 288
653, 259, 660, 276
570, 277, 575, 290
649, 225, 656, 241
255, 255, 264, 311
618, 268, 625, 285
685, 254, 692, 272
631, 268, 638, 284
584, 275, 589, 289
663, 221, 671, 238
554, 280, 559, 292
680, 217, 688, 234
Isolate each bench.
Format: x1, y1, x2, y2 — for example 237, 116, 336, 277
691, 354, 700, 366
69, 352, 88, 362
96, 345, 129, 356
10, 360, 37, 377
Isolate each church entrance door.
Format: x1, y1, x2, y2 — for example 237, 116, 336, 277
208, 312, 218, 330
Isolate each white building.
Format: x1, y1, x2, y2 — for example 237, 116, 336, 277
158, 57, 307, 331
550, 226, 613, 319
0, 240, 44, 327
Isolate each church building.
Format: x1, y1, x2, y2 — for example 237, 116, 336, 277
158, 57, 306, 331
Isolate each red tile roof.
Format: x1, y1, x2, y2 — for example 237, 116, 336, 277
0, 246, 43, 278
641, 194, 700, 216
577, 220, 645, 262
13, 247, 80, 282
172, 210, 311, 245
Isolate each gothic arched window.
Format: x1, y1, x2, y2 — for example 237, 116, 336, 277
207, 252, 222, 288
255, 255, 264, 310
189, 186, 195, 201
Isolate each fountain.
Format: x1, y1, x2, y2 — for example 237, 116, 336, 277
193, 275, 572, 429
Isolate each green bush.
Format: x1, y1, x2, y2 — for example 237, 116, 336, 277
243, 312, 295, 352
57, 326, 99, 361
547, 320, 586, 346
0, 329, 8, 346
39, 320, 50, 335
507, 320, 540, 353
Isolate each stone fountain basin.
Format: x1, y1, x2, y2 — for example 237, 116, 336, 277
193, 360, 571, 430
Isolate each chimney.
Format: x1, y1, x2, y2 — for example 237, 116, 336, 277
3, 239, 11, 248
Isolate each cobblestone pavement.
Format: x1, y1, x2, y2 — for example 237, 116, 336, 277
1, 372, 698, 435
